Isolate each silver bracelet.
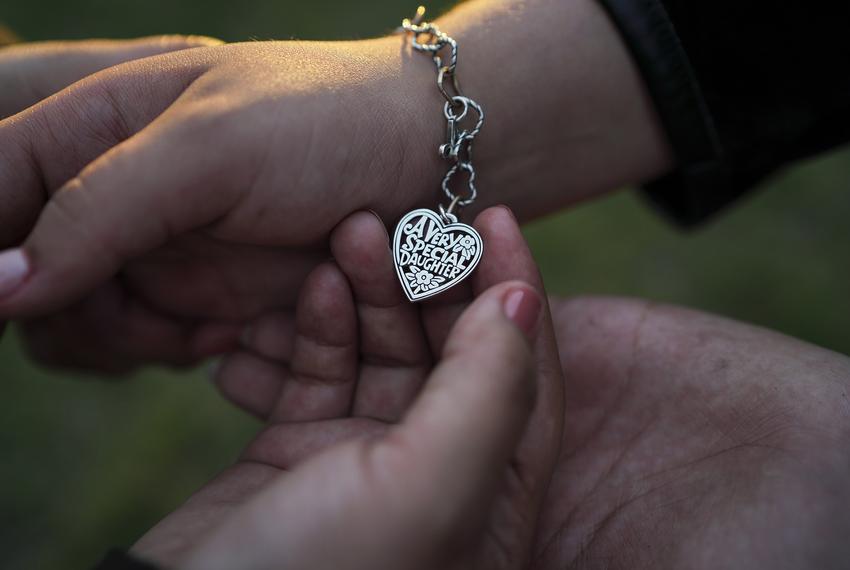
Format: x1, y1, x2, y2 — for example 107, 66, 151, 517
392, 6, 485, 302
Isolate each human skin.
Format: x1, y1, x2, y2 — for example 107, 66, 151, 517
530, 297, 850, 569
132, 207, 565, 569
0, 0, 672, 371
0, 34, 255, 371
229, 281, 850, 568
0, 36, 223, 120
198, 200, 850, 569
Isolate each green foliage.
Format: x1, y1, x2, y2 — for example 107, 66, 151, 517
1, 1, 849, 567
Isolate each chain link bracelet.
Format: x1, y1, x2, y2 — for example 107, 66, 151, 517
401, 5, 485, 213
391, 6, 485, 303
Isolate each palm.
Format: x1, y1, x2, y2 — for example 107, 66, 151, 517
533, 298, 850, 569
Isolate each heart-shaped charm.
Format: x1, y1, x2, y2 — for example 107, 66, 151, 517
392, 208, 483, 302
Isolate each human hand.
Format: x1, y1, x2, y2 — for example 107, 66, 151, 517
532, 297, 850, 569
0, 0, 670, 373
0, 36, 438, 371
0, 35, 222, 120
132, 206, 564, 569
0, 34, 224, 363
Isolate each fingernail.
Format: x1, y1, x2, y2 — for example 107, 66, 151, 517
502, 287, 541, 341
0, 249, 30, 299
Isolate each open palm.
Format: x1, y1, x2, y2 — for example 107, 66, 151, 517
533, 297, 850, 569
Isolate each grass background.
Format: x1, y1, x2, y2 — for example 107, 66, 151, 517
2, 0, 849, 567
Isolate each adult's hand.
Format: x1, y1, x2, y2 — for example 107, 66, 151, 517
532, 297, 850, 569
0, 0, 671, 371
132, 207, 564, 569
212, 250, 850, 567
0, 34, 222, 359
0, 35, 223, 120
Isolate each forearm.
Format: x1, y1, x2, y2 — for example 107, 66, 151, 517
430, 0, 674, 220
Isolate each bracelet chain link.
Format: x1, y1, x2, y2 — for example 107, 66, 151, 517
400, 6, 485, 218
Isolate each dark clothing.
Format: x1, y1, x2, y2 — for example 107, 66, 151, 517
598, 0, 850, 225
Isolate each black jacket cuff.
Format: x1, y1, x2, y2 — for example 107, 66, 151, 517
597, 0, 732, 225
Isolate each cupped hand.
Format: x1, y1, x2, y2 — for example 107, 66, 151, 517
222, 262, 850, 568
132, 206, 564, 569
531, 298, 850, 569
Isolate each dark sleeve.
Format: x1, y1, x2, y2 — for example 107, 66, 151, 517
596, 0, 850, 225
93, 550, 161, 570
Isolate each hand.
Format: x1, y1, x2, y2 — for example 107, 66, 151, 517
132, 206, 565, 569
0, 35, 222, 120
0, 34, 225, 367
532, 297, 850, 569
0, 0, 671, 372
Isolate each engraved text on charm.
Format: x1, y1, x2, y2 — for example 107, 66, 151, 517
392, 208, 483, 302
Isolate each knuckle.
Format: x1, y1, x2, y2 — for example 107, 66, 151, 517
37, 178, 120, 265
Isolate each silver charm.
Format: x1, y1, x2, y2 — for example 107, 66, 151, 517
393, 208, 483, 302
395, 8, 486, 302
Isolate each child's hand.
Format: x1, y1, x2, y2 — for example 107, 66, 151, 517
134, 206, 564, 569
0, 0, 668, 376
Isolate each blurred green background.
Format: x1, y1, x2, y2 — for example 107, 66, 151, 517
2, 1, 849, 568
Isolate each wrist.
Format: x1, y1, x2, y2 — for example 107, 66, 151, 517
351, 35, 460, 219
431, 0, 674, 220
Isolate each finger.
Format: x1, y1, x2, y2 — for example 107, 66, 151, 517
0, 35, 223, 119
468, 205, 565, 510
422, 205, 545, 352
20, 281, 240, 374
420, 205, 533, 354
384, 280, 540, 532
0, 84, 244, 316
213, 351, 286, 419
240, 311, 296, 362
420, 277, 473, 357
420, 205, 564, 520
269, 262, 358, 422
0, 47, 217, 248
122, 238, 324, 320
241, 417, 389, 470
177, 281, 542, 570
331, 211, 431, 422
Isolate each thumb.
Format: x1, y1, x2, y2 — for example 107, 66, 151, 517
177, 281, 543, 570
386, 280, 542, 541
0, 35, 223, 119
0, 35, 221, 248
0, 44, 224, 316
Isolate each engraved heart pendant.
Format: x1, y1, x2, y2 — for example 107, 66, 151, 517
392, 208, 484, 302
